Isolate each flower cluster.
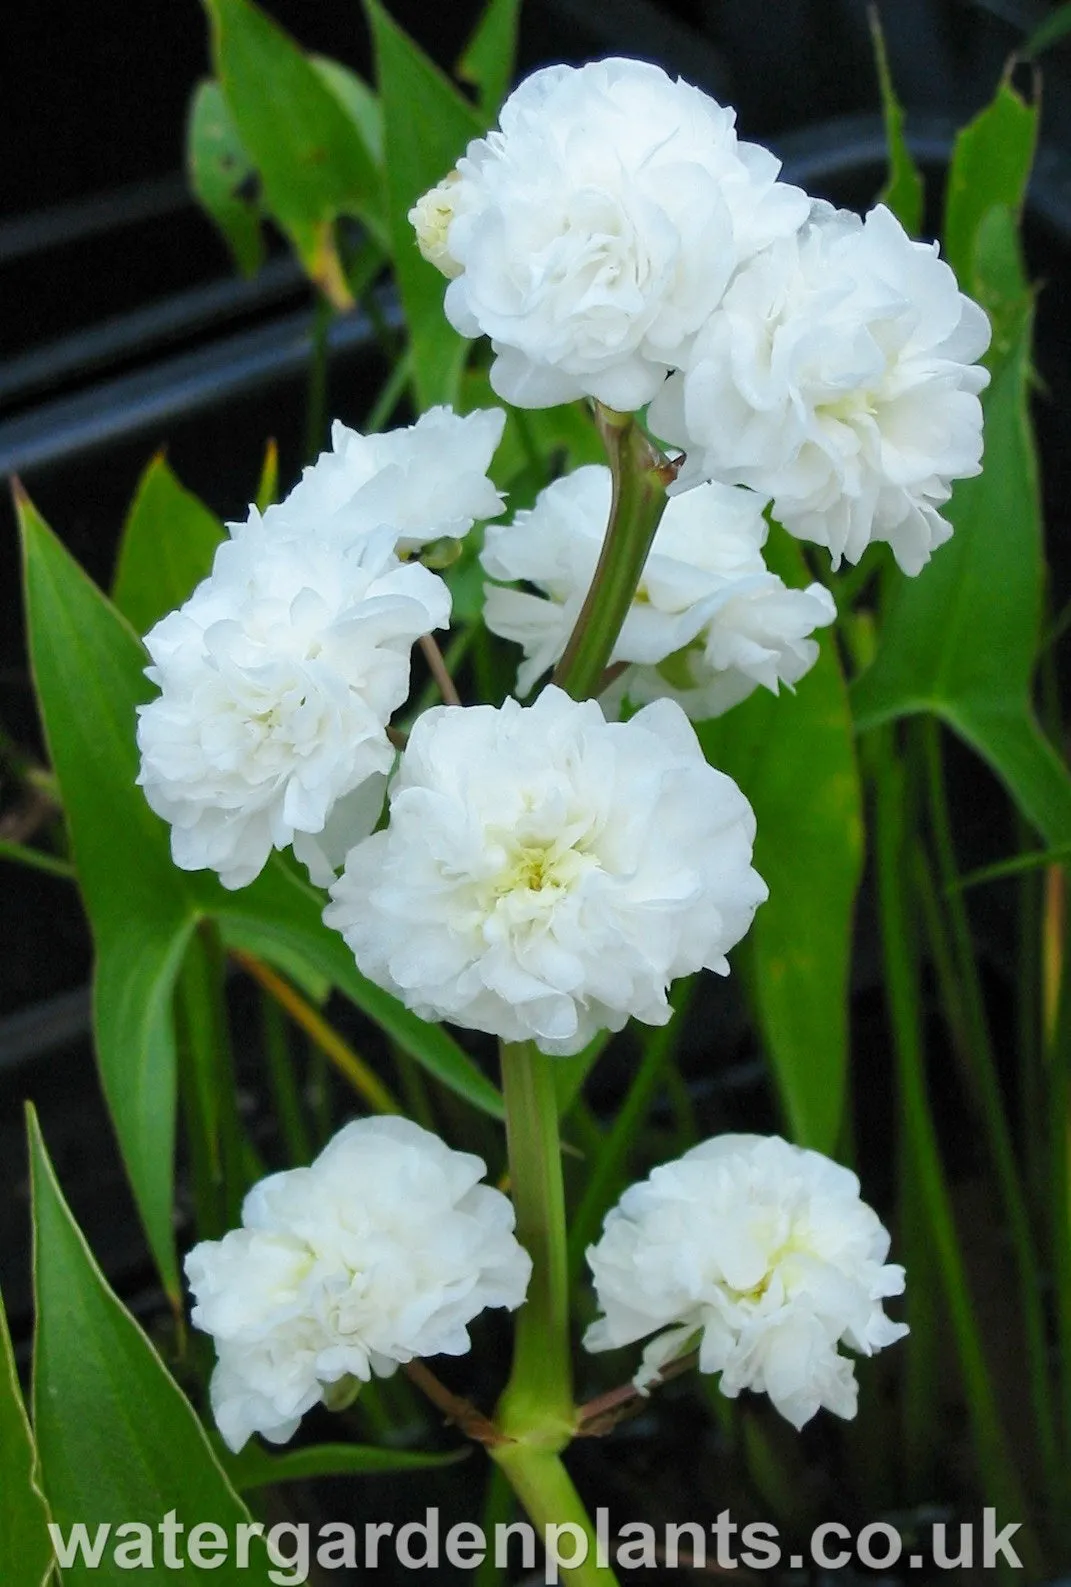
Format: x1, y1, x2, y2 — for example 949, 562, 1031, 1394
413, 65, 990, 574
325, 687, 767, 1054
186, 1116, 531, 1452
132, 42, 932, 1473
482, 465, 835, 717
584, 1133, 908, 1429
136, 407, 505, 888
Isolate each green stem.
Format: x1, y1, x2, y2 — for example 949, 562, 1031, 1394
497, 1039, 573, 1444
487, 411, 675, 1585
493, 1045, 621, 1583
491, 1445, 620, 1586
260, 992, 313, 1167
304, 293, 334, 463
1015, 812, 1044, 1221
233, 949, 402, 1116
552, 405, 676, 702
917, 723, 1060, 1501
0, 837, 74, 880
873, 731, 1044, 1578
366, 351, 412, 435
177, 921, 251, 1236
473, 1465, 517, 1587
1048, 928, 1071, 1503
897, 1119, 940, 1497
567, 980, 693, 1283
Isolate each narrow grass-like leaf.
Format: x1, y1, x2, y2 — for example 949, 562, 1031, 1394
553, 1030, 612, 1118
700, 540, 862, 1152
187, 80, 264, 277
255, 437, 278, 512
0, 838, 73, 880
457, 0, 522, 116
363, 0, 483, 408
218, 861, 505, 1120
220, 1438, 467, 1491
567, 988, 691, 1281
954, 841, 1071, 892
111, 454, 223, 636
868, 6, 923, 234
0, 1282, 53, 1587
28, 1110, 271, 1585
853, 313, 1071, 845
1023, 3, 1071, 59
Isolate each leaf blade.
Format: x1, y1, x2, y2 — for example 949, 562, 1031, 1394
700, 544, 863, 1153
218, 860, 505, 1120
220, 1438, 467, 1491
943, 76, 1038, 289
111, 454, 224, 637
0, 1281, 54, 1587
29, 1109, 269, 1585
457, 0, 522, 116
363, 0, 483, 408
868, 6, 924, 234
187, 79, 264, 278
18, 491, 209, 1295
853, 311, 1071, 846
206, 0, 387, 284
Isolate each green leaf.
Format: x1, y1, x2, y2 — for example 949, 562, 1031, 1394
553, 1030, 612, 1118
972, 202, 1033, 378
310, 56, 384, 166
954, 840, 1071, 893
0, 838, 74, 880
111, 454, 224, 637
0, 1282, 53, 1587
566, 987, 691, 1280
943, 74, 1038, 290
94, 914, 199, 1276
219, 1438, 467, 1492
187, 79, 264, 278
853, 312, 1071, 846
19, 490, 211, 1297
28, 1110, 271, 1585
1023, 3, 1071, 58
868, 6, 923, 234
457, 0, 521, 116
255, 437, 279, 512
23, 485, 497, 1292
363, 0, 483, 408
700, 540, 863, 1152
217, 861, 506, 1120
206, 0, 387, 294
460, 370, 603, 497
21, 474, 500, 1310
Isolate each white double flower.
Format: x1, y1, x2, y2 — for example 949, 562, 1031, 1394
585, 1134, 908, 1429
325, 687, 767, 1055
136, 408, 505, 889
482, 464, 835, 718
186, 1116, 531, 1452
